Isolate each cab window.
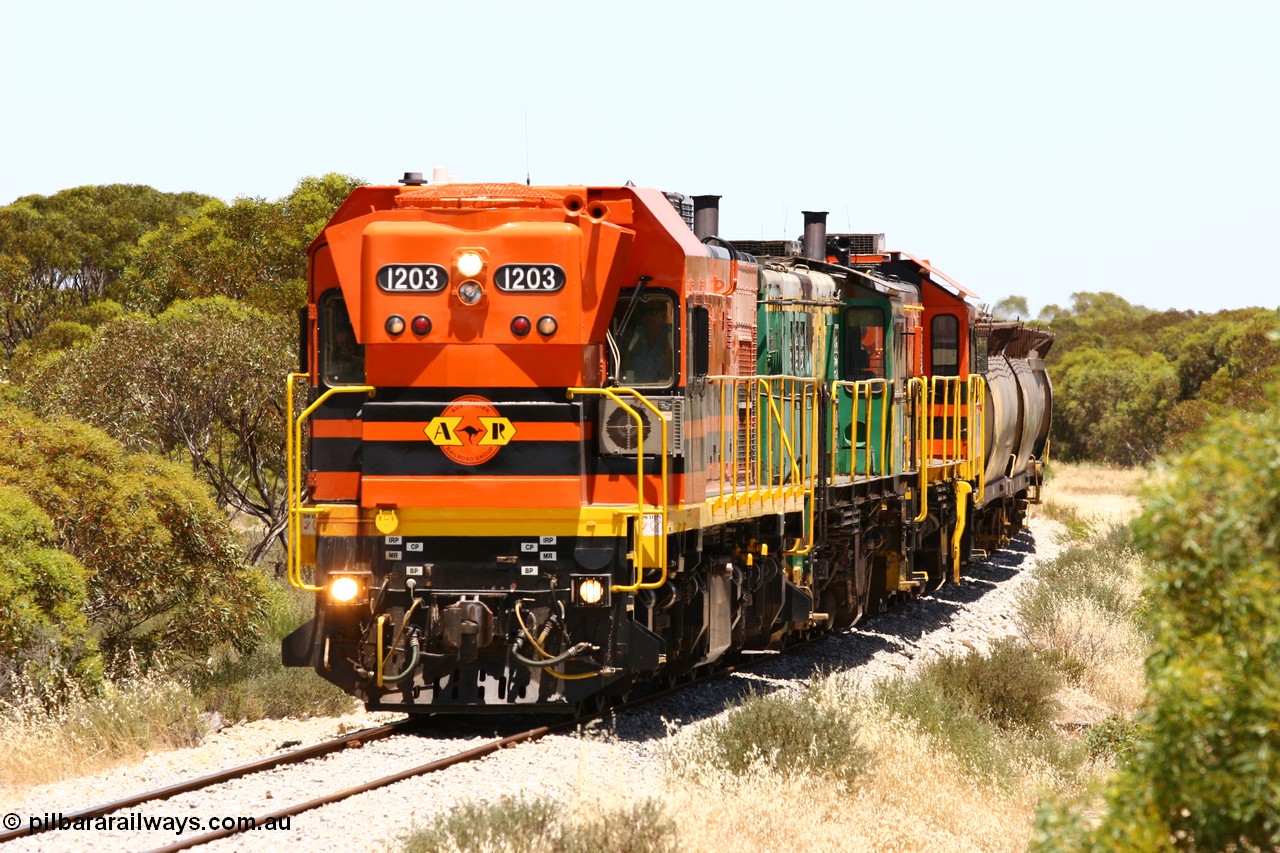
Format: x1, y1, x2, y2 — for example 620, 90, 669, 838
843, 307, 885, 381
614, 294, 675, 387
321, 294, 364, 386
931, 314, 960, 377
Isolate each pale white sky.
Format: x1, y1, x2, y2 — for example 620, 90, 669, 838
3, 0, 1276, 315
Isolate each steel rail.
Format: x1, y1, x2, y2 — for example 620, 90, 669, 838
22, 626, 859, 851
144, 719, 576, 853
0, 720, 409, 845
142, 662, 771, 852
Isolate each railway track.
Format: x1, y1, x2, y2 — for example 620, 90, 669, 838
2, 665, 745, 852
0, 720, 408, 847
3, 535, 1040, 852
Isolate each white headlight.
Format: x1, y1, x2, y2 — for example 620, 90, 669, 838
457, 251, 484, 277
577, 577, 605, 605
330, 576, 360, 603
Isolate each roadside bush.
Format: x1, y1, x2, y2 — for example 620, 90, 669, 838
0, 403, 272, 673
1036, 388, 1280, 851
1039, 500, 1096, 542
875, 641, 1071, 790
192, 585, 355, 721
681, 682, 866, 788
1020, 525, 1142, 627
0, 669, 204, 789
0, 485, 100, 696
1084, 714, 1142, 762
875, 675, 1015, 783
920, 639, 1062, 733
401, 796, 678, 853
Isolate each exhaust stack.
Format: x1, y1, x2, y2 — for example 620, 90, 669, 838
802, 211, 828, 261
692, 195, 721, 240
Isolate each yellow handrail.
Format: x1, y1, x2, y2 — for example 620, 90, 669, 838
788, 376, 819, 555
967, 374, 987, 494
566, 387, 668, 593
908, 377, 928, 522
286, 375, 375, 591
829, 379, 891, 480
704, 374, 818, 551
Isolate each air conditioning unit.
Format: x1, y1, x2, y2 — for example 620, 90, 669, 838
599, 396, 684, 457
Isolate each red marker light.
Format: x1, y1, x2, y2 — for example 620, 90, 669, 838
511, 315, 532, 337
411, 315, 431, 336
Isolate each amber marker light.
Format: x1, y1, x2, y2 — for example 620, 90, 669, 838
411, 315, 432, 336
457, 281, 484, 305
511, 315, 531, 337
385, 315, 406, 335
456, 250, 484, 278
536, 315, 558, 337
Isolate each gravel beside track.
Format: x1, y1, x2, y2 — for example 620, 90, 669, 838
2, 516, 1061, 852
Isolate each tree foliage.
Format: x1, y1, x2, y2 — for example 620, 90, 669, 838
121, 173, 362, 315
1036, 390, 1280, 851
0, 404, 272, 671
0, 185, 210, 356
22, 298, 295, 563
1043, 291, 1280, 465
991, 294, 1031, 320
1051, 347, 1180, 465
0, 485, 100, 692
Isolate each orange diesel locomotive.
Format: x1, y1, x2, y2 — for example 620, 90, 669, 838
282, 178, 1053, 714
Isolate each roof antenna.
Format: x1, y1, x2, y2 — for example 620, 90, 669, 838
524, 90, 531, 186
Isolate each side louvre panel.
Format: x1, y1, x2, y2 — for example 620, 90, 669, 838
598, 396, 685, 457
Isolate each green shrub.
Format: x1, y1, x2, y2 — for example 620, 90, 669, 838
687, 683, 866, 787
1036, 388, 1280, 851
1040, 500, 1097, 542
1084, 714, 1142, 762
875, 674, 1015, 783
192, 584, 355, 721
875, 641, 1071, 789
401, 796, 677, 853
918, 639, 1062, 733
0, 403, 273, 674
1018, 525, 1149, 668
0, 485, 100, 695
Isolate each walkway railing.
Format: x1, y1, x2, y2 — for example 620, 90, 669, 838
285, 374, 374, 592
566, 387, 669, 593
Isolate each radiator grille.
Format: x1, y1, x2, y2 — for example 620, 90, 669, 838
730, 239, 800, 258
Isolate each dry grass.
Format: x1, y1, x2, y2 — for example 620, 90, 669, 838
1042, 462, 1145, 526
0, 671, 205, 795
1033, 597, 1147, 715
658, 705, 1073, 853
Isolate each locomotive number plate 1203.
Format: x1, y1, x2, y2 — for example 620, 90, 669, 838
377, 264, 449, 292
494, 264, 566, 292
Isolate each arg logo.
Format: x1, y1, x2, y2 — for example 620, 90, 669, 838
424, 395, 516, 466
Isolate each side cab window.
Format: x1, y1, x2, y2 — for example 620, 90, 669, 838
321, 293, 364, 386
843, 306, 886, 381
930, 314, 960, 377
613, 293, 677, 388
